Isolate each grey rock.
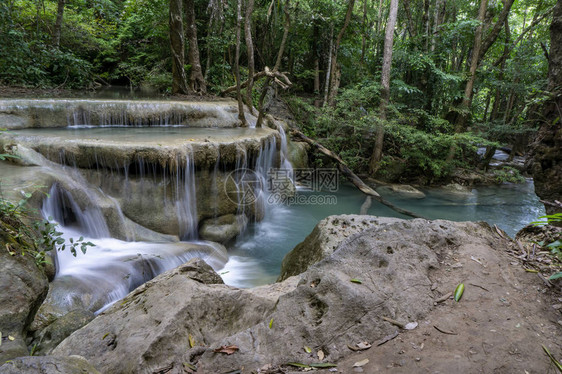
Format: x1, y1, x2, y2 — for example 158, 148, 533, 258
199, 214, 248, 243
53, 258, 277, 373
278, 215, 383, 281
0, 218, 49, 362
0, 355, 100, 374
32, 309, 95, 355
387, 184, 426, 199
287, 141, 309, 169
52, 217, 499, 374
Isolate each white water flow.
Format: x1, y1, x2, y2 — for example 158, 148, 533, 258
32, 121, 291, 314
174, 149, 198, 240
0, 99, 247, 128
42, 184, 228, 314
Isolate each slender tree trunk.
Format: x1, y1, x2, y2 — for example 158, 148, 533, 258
244, 0, 255, 113
170, 0, 189, 94
185, 0, 207, 94
462, 0, 487, 110
235, 0, 247, 126
313, 19, 320, 96
327, 0, 356, 106
445, 0, 488, 161
478, 0, 515, 60
256, 0, 290, 128
322, 25, 334, 106
376, 0, 383, 34
431, 0, 442, 52
403, 0, 415, 38
368, 0, 399, 174
422, 0, 430, 51
361, 0, 368, 63
52, 0, 65, 47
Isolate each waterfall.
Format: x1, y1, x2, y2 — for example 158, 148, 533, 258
0, 99, 243, 128
175, 148, 198, 240
1, 98, 297, 312
42, 184, 110, 238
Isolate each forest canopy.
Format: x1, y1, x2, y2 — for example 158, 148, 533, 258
0, 0, 556, 182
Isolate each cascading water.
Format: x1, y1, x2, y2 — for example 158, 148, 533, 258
175, 148, 198, 240
41, 182, 228, 314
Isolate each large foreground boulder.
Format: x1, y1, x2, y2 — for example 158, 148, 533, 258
0, 355, 100, 373
51, 216, 534, 373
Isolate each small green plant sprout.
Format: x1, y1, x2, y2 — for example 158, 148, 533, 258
531, 213, 562, 226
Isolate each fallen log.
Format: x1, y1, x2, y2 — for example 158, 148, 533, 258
290, 129, 426, 219
220, 67, 292, 96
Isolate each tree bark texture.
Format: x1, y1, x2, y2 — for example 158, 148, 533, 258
369, 0, 398, 174
52, 0, 65, 47
244, 0, 255, 112
170, 0, 189, 94
185, 0, 207, 94
326, 0, 356, 106
235, 0, 247, 126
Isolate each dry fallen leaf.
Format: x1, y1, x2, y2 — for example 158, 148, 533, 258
213, 345, 239, 355
353, 358, 369, 367
188, 334, 195, 348
317, 349, 325, 361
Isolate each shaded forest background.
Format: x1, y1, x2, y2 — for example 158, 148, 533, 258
0, 0, 556, 183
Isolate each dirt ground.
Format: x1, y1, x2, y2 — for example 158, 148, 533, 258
320, 233, 562, 374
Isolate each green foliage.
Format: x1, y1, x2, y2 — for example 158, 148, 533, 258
286, 82, 489, 182
530, 213, 562, 281
532, 213, 562, 226
0, 186, 94, 267
492, 166, 525, 184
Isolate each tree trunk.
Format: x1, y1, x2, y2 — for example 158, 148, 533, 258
256, 0, 290, 128
184, 0, 206, 94
170, 0, 189, 94
478, 0, 515, 60
422, 0, 430, 51
431, 0, 442, 52
444, 0, 488, 161
403, 0, 416, 38
461, 0, 488, 117
52, 0, 65, 47
361, 0, 369, 63
235, 0, 247, 126
368, 0, 399, 174
322, 25, 334, 106
244, 0, 255, 113
327, 0, 356, 106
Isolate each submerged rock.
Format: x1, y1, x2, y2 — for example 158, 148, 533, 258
441, 182, 473, 196
383, 184, 426, 199
53, 216, 511, 373
0, 355, 100, 374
